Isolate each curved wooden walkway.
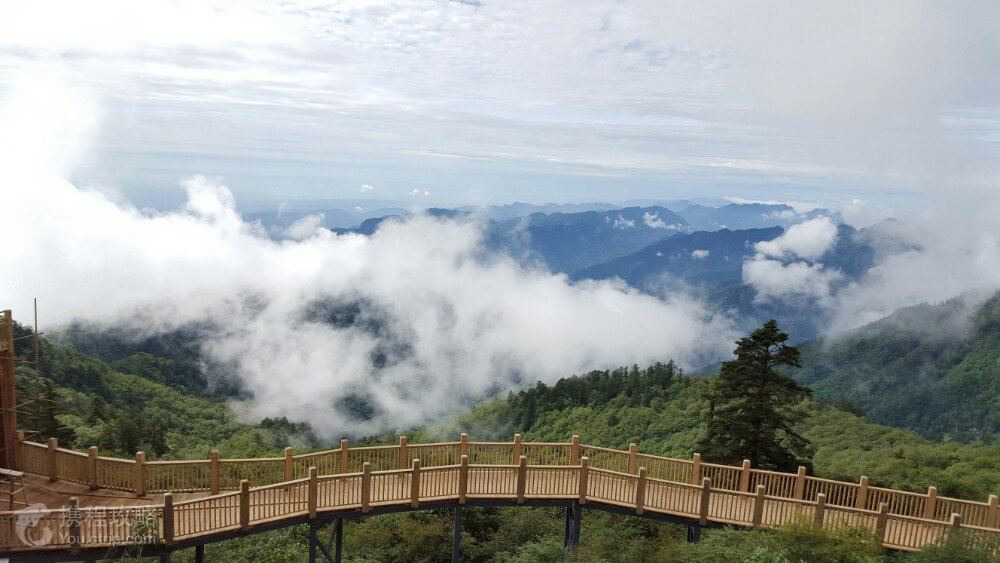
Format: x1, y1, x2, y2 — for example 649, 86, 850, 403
1, 435, 998, 560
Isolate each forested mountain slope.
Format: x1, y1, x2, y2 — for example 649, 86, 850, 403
794, 292, 1000, 442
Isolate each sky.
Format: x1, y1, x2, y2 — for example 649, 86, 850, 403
1, 0, 997, 210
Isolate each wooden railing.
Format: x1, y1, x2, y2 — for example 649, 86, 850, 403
3, 435, 998, 554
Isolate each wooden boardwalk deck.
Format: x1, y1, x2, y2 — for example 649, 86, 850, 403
1, 437, 998, 559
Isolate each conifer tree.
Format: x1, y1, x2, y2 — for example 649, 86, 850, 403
698, 319, 813, 470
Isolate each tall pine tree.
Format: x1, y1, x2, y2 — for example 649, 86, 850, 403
698, 319, 812, 470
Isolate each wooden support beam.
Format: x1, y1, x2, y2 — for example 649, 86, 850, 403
163, 493, 174, 545
459, 433, 468, 457
516, 455, 527, 504
578, 456, 588, 505
856, 476, 869, 509
239, 480, 250, 531
987, 494, 999, 528
752, 484, 765, 528
458, 455, 469, 504
793, 466, 806, 500
699, 477, 712, 525
635, 467, 647, 515
87, 446, 98, 490
691, 453, 701, 485
397, 436, 408, 470
875, 502, 889, 539
47, 437, 58, 481
195, 544, 205, 563
361, 462, 371, 513
513, 434, 522, 461
209, 450, 220, 495
135, 451, 146, 496
814, 493, 826, 526
739, 459, 751, 493
334, 518, 343, 563
924, 486, 937, 519
453, 506, 462, 563
411, 459, 421, 508
308, 467, 318, 518
570, 435, 580, 465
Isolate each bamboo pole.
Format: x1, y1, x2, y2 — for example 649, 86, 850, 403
411, 459, 421, 508
459, 455, 469, 504
739, 459, 751, 492
578, 457, 589, 505
516, 455, 527, 504
210, 450, 220, 495
814, 493, 826, 526
361, 462, 371, 513
691, 453, 701, 485
308, 467, 317, 518
698, 477, 712, 525
752, 485, 766, 528
635, 467, 647, 515
87, 446, 98, 490
856, 476, 869, 509
134, 451, 145, 497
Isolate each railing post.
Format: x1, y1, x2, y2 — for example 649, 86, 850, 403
210, 450, 220, 494
627, 443, 638, 475
699, 477, 712, 525
87, 446, 98, 490
691, 453, 701, 485
513, 434, 522, 462
794, 466, 806, 500
739, 459, 751, 493
135, 451, 146, 497
47, 437, 58, 481
924, 486, 937, 519
398, 436, 408, 469
239, 479, 250, 531
411, 459, 421, 508
163, 493, 174, 545
308, 467, 318, 518
516, 455, 527, 504
635, 467, 646, 515
284, 447, 293, 482
856, 476, 869, 509
340, 439, 349, 473
875, 502, 889, 540
570, 435, 580, 465
752, 484, 766, 528
68, 497, 80, 554
578, 457, 588, 505
949, 512, 962, 539
987, 495, 999, 528
361, 462, 371, 513
459, 433, 468, 457
459, 455, 469, 504
814, 492, 826, 526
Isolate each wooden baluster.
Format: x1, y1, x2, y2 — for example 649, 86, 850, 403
516, 455, 527, 504
361, 462, 371, 513
924, 486, 937, 519
875, 502, 889, 541
635, 467, 647, 515
87, 446, 98, 490
398, 436, 408, 470
814, 492, 826, 526
699, 477, 712, 525
47, 437, 58, 481
987, 494, 999, 528
570, 435, 580, 465
163, 493, 174, 545
459, 455, 469, 504
794, 466, 806, 500
308, 467, 318, 518
513, 434, 522, 462
239, 479, 250, 531
459, 433, 468, 458
68, 497, 80, 554
340, 439, 349, 474
856, 476, 869, 509
752, 484, 766, 528
739, 459, 751, 493
284, 447, 293, 482
411, 459, 421, 508
578, 456, 589, 505
135, 451, 146, 497
210, 450, 220, 495
626, 443, 638, 475
691, 453, 701, 485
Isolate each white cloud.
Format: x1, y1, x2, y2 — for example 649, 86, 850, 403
283, 213, 325, 240
409, 188, 430, 196
743, 259, 844, 301
755, 217, 838, 260
360, 184, 374, 192
613, 215, 635, 229
691, 250, 710, 260
643, 212, 667, 228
